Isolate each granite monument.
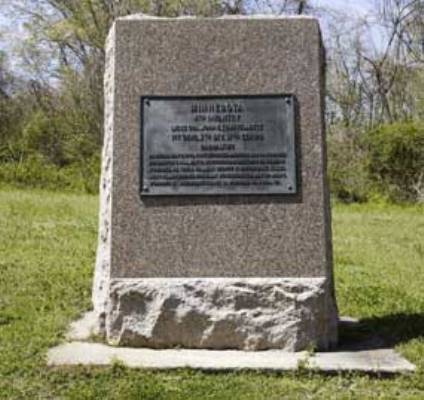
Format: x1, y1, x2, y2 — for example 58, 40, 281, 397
93, 14, 338, 351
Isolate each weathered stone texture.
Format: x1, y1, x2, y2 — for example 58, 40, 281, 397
106, 278, 337, 351
92, 24, 115, 328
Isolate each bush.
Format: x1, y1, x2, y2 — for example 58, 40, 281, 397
0, 155, 100, 194
327, 127, 371, 203
22, 111, 69, 166
364, 122, 424, 203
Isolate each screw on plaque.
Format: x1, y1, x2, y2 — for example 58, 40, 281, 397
285, 98, 291, 105
143, 186, 149, 192
145, 99, 150, 106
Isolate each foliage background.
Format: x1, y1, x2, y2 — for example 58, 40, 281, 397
0, 0, 423, 202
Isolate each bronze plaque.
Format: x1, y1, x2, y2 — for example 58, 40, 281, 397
141, 95, 297, 196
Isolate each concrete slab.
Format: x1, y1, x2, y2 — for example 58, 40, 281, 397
47, 342, 416, 374
50, 313, 415, 374
66, 311, 98, 341
48, 342, 304, 371
308, 349, 416, 374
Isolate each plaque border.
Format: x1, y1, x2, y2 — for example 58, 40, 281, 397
140, 94, 299, 197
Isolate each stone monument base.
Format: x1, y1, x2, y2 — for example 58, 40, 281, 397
96, 278, 337, 351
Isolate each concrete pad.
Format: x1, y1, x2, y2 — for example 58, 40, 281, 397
307, 350, 416, 374
48, 342, 305, 370
66, 311, 98, 341
47, 342, 416, 374
51, 313, 415, 374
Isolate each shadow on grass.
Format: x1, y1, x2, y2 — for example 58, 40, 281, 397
338, 313, 424, 351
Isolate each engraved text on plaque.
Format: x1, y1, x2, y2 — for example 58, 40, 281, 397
141, 95, 297, 196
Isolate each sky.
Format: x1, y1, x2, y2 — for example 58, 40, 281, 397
314, 0, 386, 52
314, 0, 374, 16
0, 3, 27, 67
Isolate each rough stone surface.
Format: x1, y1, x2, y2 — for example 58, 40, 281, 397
106, 278, 337, 351
92, 23, 115, 329
47, 342, 416, 374
93, 15, 338, 350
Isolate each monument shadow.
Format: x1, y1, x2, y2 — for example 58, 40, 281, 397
338, 312, 424, 351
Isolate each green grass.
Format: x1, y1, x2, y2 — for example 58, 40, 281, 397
0, 188, 424, 399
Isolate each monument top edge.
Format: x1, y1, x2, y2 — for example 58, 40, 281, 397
116, 13, 319, 22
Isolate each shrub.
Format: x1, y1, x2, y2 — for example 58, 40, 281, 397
327, 127, 371, 203
363, 122, 424, 203
0, 155, 100, 193
22, 111, 70, 167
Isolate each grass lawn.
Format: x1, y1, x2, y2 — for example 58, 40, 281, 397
0, 187, 424, 399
